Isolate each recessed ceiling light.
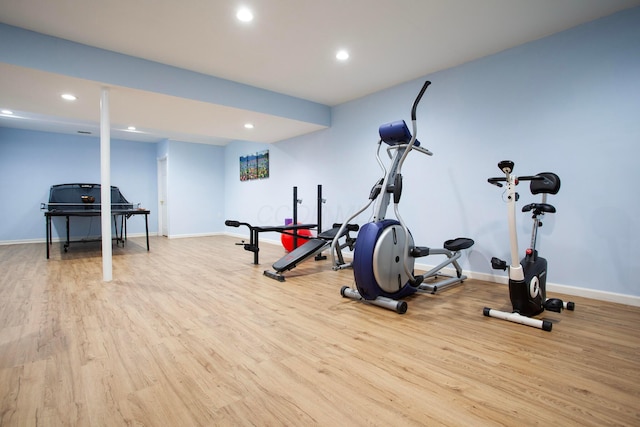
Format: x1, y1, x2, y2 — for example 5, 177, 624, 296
1, 109, 13, 115
244, 123, 254, 129
336, 50, 349, 61
127, 126, 136, 131
236, 7, 253, 22
61, 93, 77, 101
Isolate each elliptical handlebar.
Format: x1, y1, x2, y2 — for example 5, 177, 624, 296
398, 80, 432, 172
397, 80, 431, 285
411, 81, 432, 120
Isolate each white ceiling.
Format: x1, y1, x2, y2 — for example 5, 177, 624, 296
1, 0, 639, 144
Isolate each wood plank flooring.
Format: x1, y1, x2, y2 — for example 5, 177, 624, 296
1, 235, 639, 426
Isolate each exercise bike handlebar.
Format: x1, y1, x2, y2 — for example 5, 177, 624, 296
488, 177, 506, 187
488, 175, 544, 187
518, 175, 544, 182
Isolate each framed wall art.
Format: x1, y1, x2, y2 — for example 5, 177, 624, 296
240, 150, 269, 181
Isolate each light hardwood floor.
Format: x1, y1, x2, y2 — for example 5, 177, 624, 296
1, 235, 639, 426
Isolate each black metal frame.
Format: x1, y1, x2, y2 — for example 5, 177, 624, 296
225, 185, 323, 265
42, 183, 150, 259
225, 221, 317, 265
44, 209, 150, 259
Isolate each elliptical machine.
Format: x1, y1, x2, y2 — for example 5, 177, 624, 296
332, 81, 474, 314
485, 160, 574, 331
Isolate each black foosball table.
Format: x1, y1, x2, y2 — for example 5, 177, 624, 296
41, 183, 150, 259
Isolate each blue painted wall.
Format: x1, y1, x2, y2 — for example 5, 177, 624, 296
224, 8, 640, 297
166, 139, 225, 237
0, 128, 158, 242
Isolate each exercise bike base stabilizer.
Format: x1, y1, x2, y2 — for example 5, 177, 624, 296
485, 160, 574, 331
333, 81, 474, 314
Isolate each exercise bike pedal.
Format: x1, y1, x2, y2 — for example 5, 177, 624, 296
544, 298, 564, 313
491, 257, 507, 271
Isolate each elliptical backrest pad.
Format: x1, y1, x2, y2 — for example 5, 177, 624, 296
530, 172, 560, 195
379, 120, 412, 146
378, 120, 421, 147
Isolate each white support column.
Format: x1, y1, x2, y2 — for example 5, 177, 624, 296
100, 87, 113, 282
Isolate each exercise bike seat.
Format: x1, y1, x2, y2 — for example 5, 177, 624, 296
522, 203, 556, 214
530, 172, 560, 195
444, 237, 474, 252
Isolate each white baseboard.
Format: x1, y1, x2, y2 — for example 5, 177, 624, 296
0, 238, 43, 245
0, 232, 155, 246
168, 231, 224, 239
545, 283, 640, 307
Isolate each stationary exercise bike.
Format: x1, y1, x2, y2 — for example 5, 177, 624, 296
332, 81, 474, 314
485, 160, 574, 331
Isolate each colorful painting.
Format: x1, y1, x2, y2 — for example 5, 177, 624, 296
240, 150, 269, 181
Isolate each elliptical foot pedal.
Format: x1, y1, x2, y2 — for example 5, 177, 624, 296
410, 246, 430, 257
444, 237, 474, 251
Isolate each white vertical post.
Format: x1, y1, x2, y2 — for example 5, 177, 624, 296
100, 87, 112, 282
506, 175, 524, 281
